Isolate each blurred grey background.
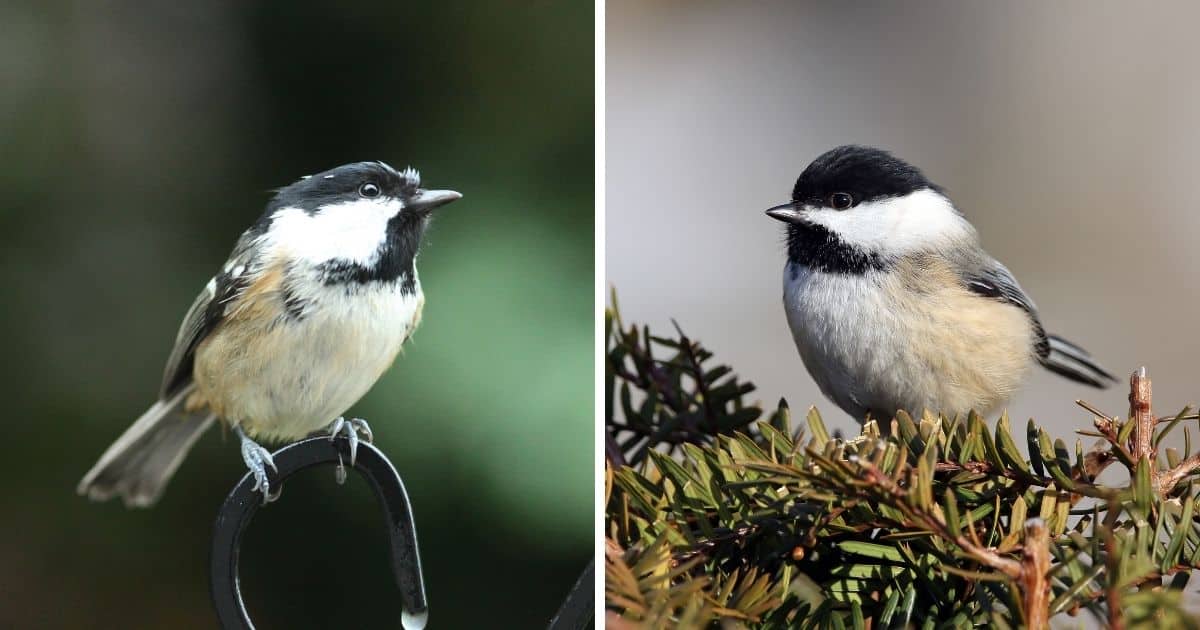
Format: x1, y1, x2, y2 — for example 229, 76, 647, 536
607, 0, 1200, 442
1, 1, 592, 628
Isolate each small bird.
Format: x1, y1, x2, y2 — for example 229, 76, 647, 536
79, 161, 461, 507
765, 145, 1115, 423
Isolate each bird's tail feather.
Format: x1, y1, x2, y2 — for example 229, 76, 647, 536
1040, 334, 1117, 388
77, 383, 215, 508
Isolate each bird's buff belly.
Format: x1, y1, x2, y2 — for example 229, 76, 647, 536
190, 297, 419, 442
785, 265, 1036, 420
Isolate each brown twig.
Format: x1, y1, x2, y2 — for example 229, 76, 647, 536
931, 445, 1115, 504
934, 459, 1031, 481
1081, 368, 1200, 498
1129, 367, 1156, 465
1154, 454, 1200, 496
1076, 399, 1115, 423
1120, 368, 1200, 496
1020, 518, 1052, 629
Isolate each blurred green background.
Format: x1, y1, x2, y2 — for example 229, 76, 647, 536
0, 1, 593, 628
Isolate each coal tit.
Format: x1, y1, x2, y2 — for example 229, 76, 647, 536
79, 161, 461, 506
766, 145, 1115, 422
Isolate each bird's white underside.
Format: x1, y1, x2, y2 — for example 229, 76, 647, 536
782, 259, 1036, 420
202, 267, 423, 441
239, 281, 422, 440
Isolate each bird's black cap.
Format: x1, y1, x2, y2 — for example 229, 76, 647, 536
269, 162, 423, 214
790, 145, 939, 205
767, 145, 945, 274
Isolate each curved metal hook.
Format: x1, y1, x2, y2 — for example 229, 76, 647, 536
210, 436, 427, 629
547, 560, 595, 630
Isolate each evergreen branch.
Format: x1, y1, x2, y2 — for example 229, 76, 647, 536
604, 297, 1200, 628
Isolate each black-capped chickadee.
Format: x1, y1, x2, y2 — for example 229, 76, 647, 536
78, 161, 461, 507
765, 145, 1115, 423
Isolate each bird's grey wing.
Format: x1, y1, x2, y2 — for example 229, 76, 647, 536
158, 234, 259, 398
960, 258, 1048, 352
962, 257, 1115, 387
158, 281, 219, 398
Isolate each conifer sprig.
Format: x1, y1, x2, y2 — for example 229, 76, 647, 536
605, 300, 1200, 629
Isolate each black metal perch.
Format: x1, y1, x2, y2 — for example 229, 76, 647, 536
547, 559, 595, 630
209, 436, 427, 629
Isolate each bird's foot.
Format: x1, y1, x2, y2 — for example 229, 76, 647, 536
327, 417, 373, 470
235, 426, 279, 504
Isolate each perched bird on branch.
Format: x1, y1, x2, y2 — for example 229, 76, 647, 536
79, 162, 461, 506
766, 145, 1114, 422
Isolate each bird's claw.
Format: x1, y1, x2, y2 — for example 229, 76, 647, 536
328, 417, 373, 467
335, 453, 347, 485
236, 426, 278, 504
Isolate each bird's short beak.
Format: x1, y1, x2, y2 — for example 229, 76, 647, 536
765, 201, 806, 224
409, 189, 463, 213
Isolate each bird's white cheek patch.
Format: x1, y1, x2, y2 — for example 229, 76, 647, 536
264, 199, 404, 265
806, 189, 974, 255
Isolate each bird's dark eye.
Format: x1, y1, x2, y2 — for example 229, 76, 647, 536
359, 182, 381, 198
828, 192, 854, 210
